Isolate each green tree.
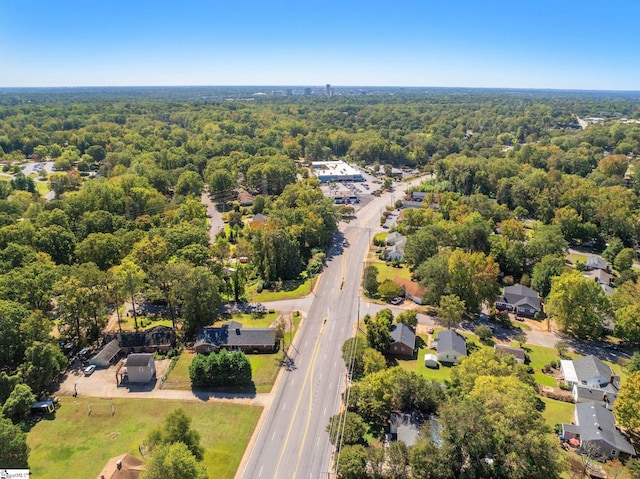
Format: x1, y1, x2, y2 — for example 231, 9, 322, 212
34, 224, 76, 264
474, 324, 492, 344
437, 294, 466, 330
468, 375, 562, 479
627, 352, 640, 374
336, 444, 368, 479
365, 309, 393, 353
342, 336, 367, 379
74, 232, 123, 270
377, 279, 403, 302
614, 372, 640, 432
327, 411, 368, 446
110, 258, 146, 330
614, 248, 635, 272
141, 442, 207, 479
362, 347, 387, 375
145, 408, 204, 461
415, 251, 451, 305
2, 383, 35, 423
449, 348, 535, 395
546, 270, 611, 339
0, 299, 30, 371
602, 237, 624, 263
403, 228, 438, 268
531, 255, 565, 298
0, 372, 20, 405
447, 249, 500, 313
362, 264, 379, 297
20, 342, 67, 396
614, 304, 640, 346
526, 224, 568, 263
178, 266, 222, 337
0, 416, 30, 468
396, 310, 417, 328
175, 171, 205, 197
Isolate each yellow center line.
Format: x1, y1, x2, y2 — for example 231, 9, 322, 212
273, 317, 327, 478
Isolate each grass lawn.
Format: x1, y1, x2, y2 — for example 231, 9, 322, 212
34, 179, 51, 195
373, 261, 412, 283
397, 330, 486, 384
567, 252, 587, 265
161, 351, 194, 390
540, 396, 574, 428
27, 397, 261, 479
250, 277, 314, 302
220, 311, 279, 328
163, 313, 300, 393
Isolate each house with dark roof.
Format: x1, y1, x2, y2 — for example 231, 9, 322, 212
495, 284, 541, 318
561, 355, 620, 408
387, 323, 416, 357
104, 326, 176, 354
435, 330, 467, 363
494, 344, 526, 364
194, 321, 278, 354
562, 402, 635, 460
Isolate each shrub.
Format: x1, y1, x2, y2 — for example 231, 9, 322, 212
189, 350, 252, 388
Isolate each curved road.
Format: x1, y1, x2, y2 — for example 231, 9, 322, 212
239, 181, 422, 479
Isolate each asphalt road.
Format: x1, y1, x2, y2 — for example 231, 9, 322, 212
240, 179, 425, 479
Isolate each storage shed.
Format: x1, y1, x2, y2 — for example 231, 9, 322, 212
424, 354, 439, 369
125, 353, 155, 383
90, 339, 121, 368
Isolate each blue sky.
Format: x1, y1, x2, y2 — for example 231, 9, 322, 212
0, 0, 638, 90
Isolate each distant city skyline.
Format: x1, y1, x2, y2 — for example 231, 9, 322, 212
0, 0, 638, 91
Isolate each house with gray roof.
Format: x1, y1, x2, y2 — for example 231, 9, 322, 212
194, 321, 278, 354
495, 284, 541, 318
561, 355, 618, 389
561, 355, 620, 408
125, 353, 156, 383
494, 344, 526, 364
435, 330, 467, 363
386, 232, 407, 246
586, 255, 610, 272
562, 402, 635, 460
387, 323, 416, 358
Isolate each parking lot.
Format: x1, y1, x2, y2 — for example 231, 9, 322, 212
56, 357, 171, 398
21, 161, 55, 175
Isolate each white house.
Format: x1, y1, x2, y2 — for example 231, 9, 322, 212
435, 330, 467, 363
126, 353, 156, 383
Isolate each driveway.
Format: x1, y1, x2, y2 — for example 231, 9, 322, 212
55, 358, 272, 407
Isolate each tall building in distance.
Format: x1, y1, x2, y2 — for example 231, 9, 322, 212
326, 84, 331, 96
304, 87, 311, 96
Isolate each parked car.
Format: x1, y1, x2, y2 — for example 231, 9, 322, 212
84, 365, 96, 376
390, 297, 403, 305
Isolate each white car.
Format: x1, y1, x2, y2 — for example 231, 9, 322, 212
390, 297, 403, 305
84, 365, 96, 376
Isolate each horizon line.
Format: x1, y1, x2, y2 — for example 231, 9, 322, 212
1, 84, 639, 94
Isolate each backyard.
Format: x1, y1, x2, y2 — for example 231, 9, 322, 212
27, 397, 262, 479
